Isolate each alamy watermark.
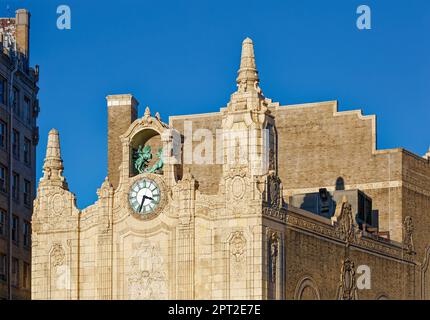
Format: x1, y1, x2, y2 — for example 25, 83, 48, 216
160, 121, 271, 173
57, 5, 71, 30
357, 5, 372, 30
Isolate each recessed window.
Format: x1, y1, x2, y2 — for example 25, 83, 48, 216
0, 254, 6, 281
12, 258, 19, 287
12, 87, 20, 116
0, 120, 7, 149
23, 221, 31, 247
12, 130, 20, 160
24, 138, 31, 165
0, 78, 6, 105
0, 209, 5, 236
24, 97, 31, 124
12, 172, 19, 201
23, 262, 30, 289
12, 215, 19, 243
24, 179, 31, 206
0, 165, 6, 193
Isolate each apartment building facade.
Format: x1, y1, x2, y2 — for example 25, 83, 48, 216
0, 9, 39, 300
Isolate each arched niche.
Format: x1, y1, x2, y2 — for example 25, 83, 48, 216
294, 276, 321, 300
130, 128, 163, 177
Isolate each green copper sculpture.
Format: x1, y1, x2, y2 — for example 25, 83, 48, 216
146, 148, 164, 173
133, 145, 164, 174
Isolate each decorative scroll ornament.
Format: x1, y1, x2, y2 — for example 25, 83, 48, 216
403, 216, 415, 254
338, 259, 358, 300
332, 196, 355, 244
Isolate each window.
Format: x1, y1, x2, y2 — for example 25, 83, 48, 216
24, 179, 31, 206
0, 209, 5, 236
12, 87, 20, 116
12, 258, 19, 287
0, 254, 6, 281
24, 97, 31, 124
0, 78, 6, 105
12, 129, 20, 159
0, 165, 6, 192
0, 120, 6, 149
23, 262, 30, 289
12, 215, 18, 243
12, 172, 19, 201
24, 138, 31, 165
23, 221, 31, 247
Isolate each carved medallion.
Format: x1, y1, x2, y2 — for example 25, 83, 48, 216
231, 176, 246, 200
51, 193, 66, 215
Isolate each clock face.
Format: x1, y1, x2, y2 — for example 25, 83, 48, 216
129, 178, 161, 214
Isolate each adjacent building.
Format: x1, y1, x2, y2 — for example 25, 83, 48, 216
31, 38, 429, 300
0, 9, 39, 300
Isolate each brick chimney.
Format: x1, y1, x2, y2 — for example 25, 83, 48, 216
107, 94, 138, 189
15, 9, 30, 59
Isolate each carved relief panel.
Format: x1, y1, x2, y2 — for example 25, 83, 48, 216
227, 231, 248, 299
122, 236, 170, 300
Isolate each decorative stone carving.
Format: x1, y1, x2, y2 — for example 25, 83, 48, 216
338, 258, 357, 300
230, 231, 246, 262
50, 243, 65, 267
332, 196, 355, 244
403, 216, 415, 254
269, 148, 275, 171
269, 232, 279, 283
231, 176, 246, 200
229, 231, 247, 281
127, 242, 168, 300
51, 193, 66, 215
97, 176, 113, 199
267, 173, 282, 208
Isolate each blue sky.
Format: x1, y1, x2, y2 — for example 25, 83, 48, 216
1, 0, 429, 208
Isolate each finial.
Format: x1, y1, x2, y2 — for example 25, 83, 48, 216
236, 37, 259, 91
155, 112, 161, 121
144, 106, 151, 117
44, 129, 62, 164
41, 129, 68, 188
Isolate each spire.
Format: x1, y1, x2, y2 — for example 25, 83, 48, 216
227, 38, 268, 114
236, 37, 260, 92
41, 129, 67, 188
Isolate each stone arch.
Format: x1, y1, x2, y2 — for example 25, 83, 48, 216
294, 276, 321, 300
130, 128, 163, 176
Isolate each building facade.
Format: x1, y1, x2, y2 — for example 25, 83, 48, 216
0, 9, 40, 300
32, 38, 429, 300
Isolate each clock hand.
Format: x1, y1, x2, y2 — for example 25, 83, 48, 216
138, 197, 145, 213
138, 195, 154, 212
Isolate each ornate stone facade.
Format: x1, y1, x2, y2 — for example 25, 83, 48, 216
32, 38, 429, 300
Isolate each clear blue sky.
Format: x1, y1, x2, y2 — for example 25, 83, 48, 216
2, 0, 429, 208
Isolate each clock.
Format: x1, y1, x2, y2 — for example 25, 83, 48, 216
129, 178, 161, 214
